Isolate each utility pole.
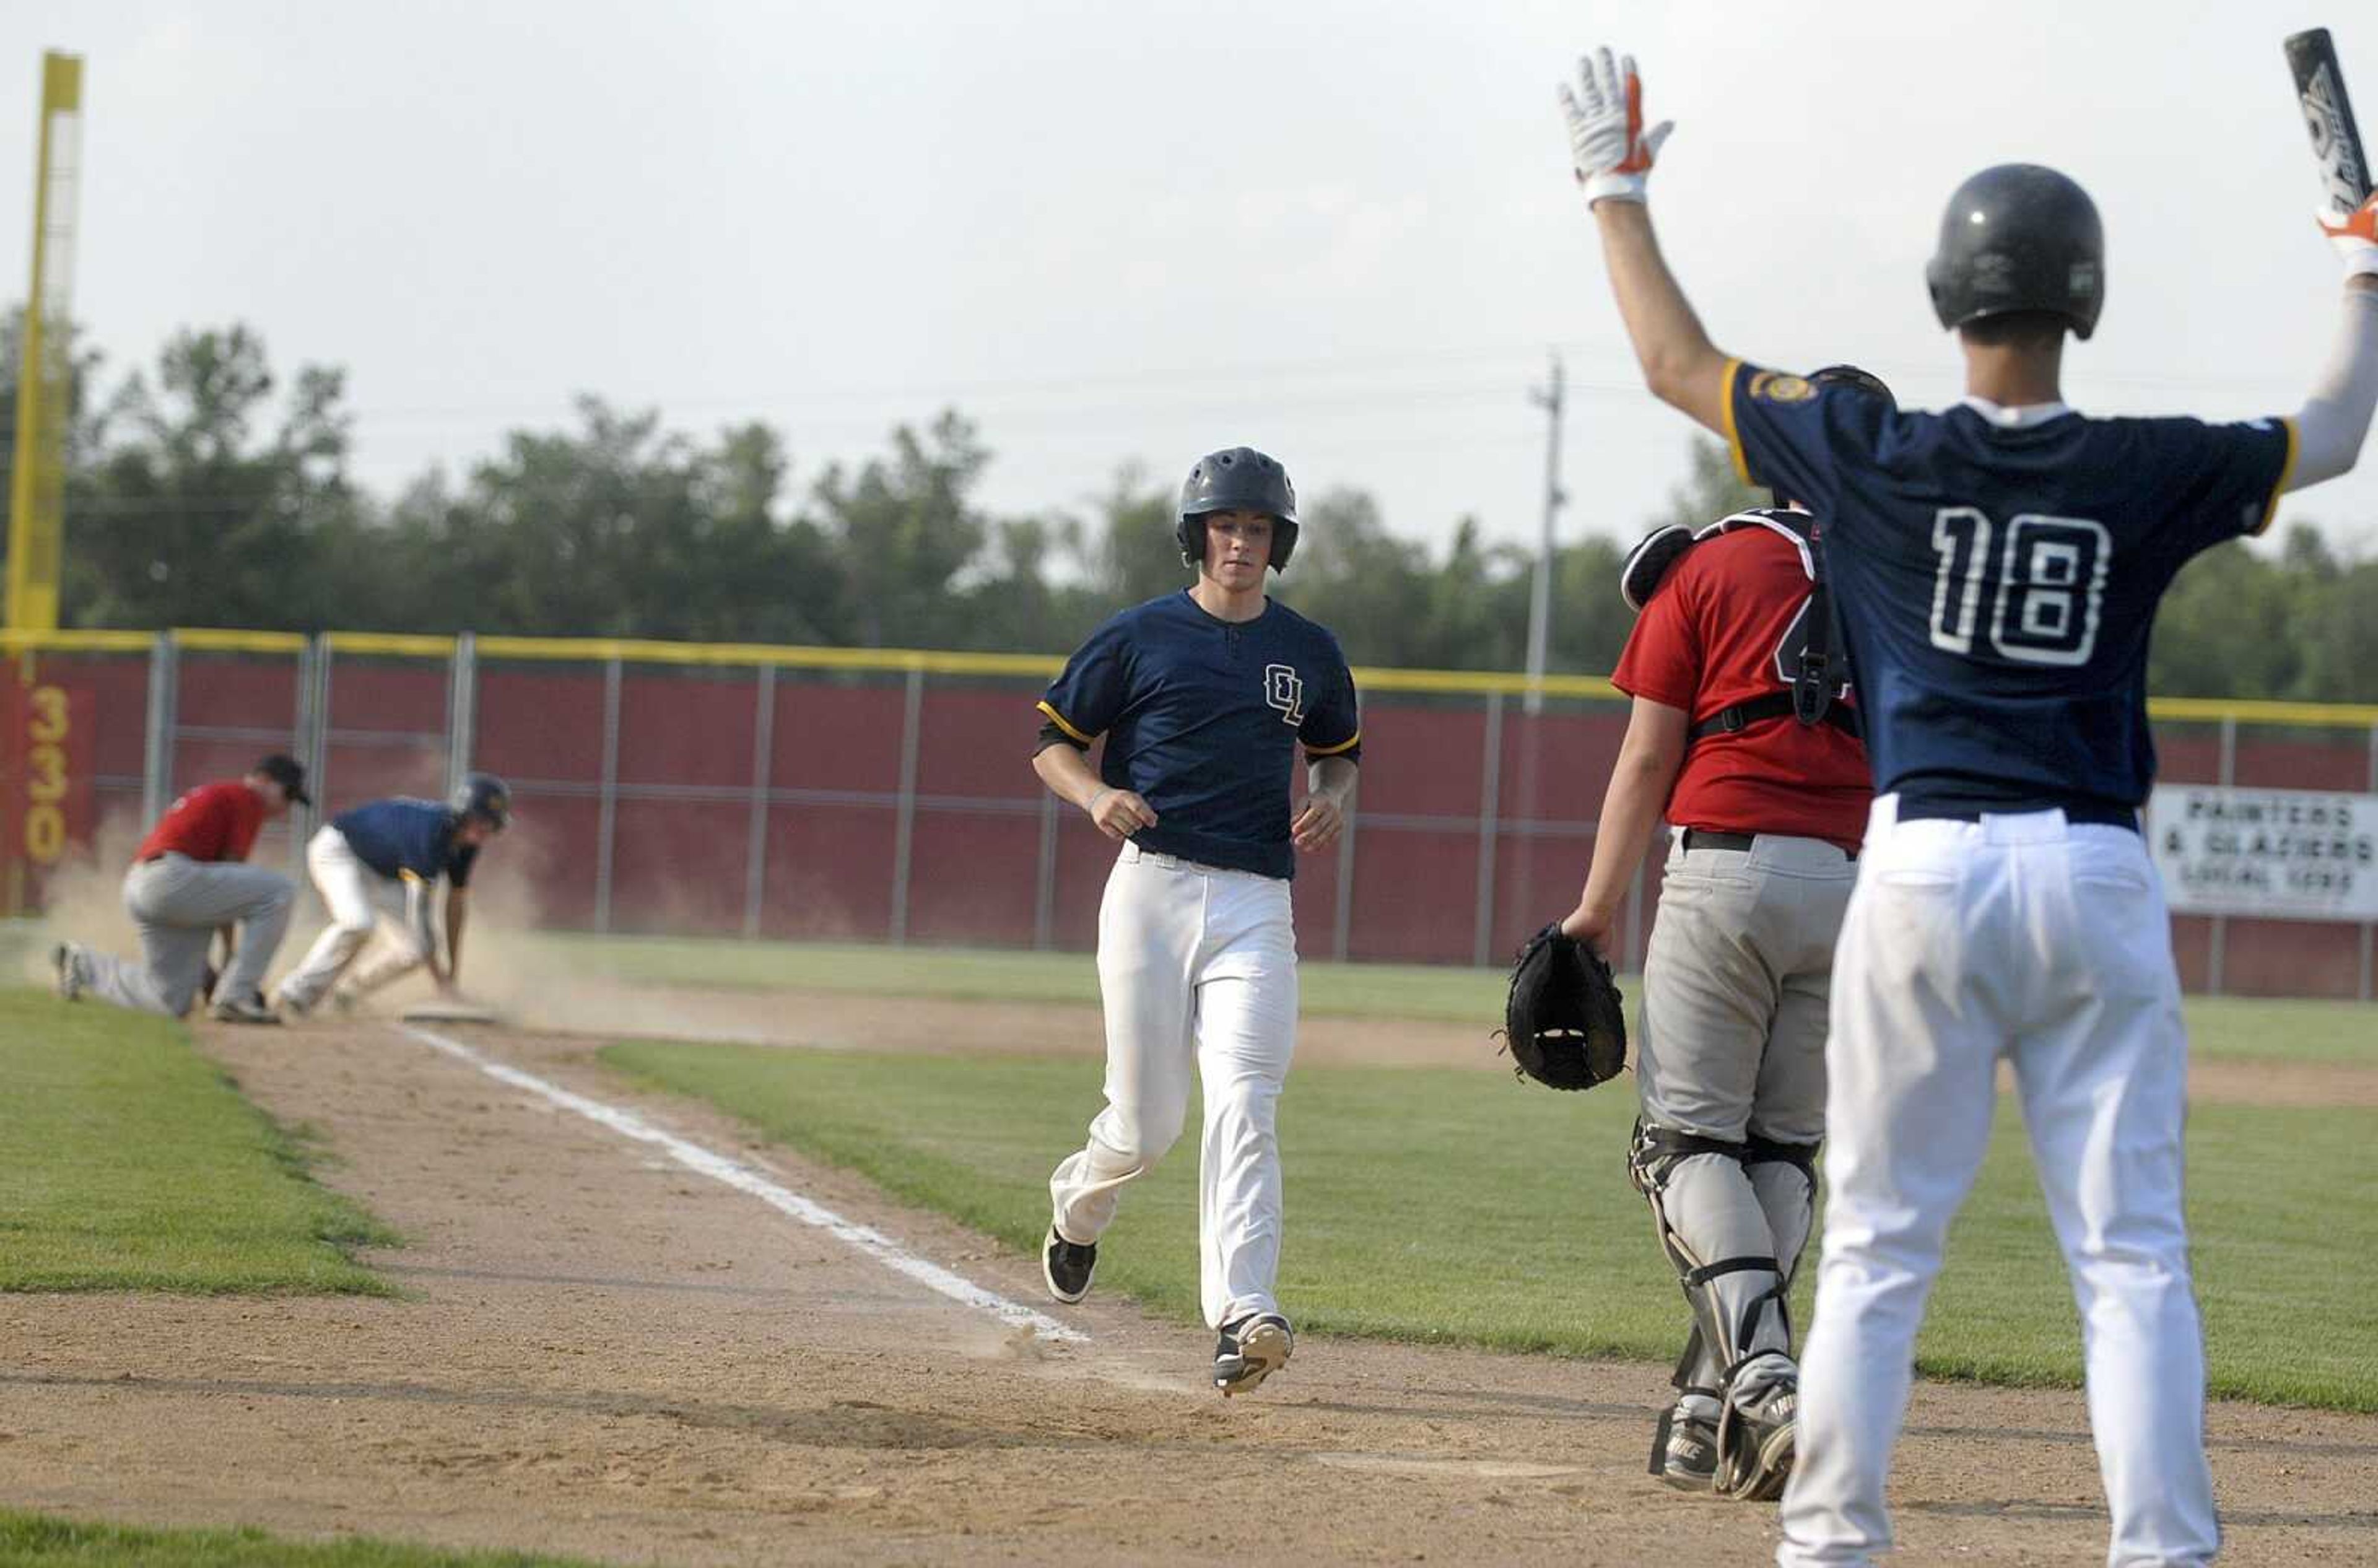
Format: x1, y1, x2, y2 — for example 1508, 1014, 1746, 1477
1523, 353, 1567, 715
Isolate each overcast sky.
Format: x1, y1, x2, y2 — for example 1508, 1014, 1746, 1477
7, 1, 2377, 573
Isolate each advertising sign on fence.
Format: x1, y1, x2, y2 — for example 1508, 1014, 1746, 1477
2148, 784, 2378, 921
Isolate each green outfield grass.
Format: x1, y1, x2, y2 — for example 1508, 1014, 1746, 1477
542, 931, 2376, 1063
0, 1510, 601, 1567
537, 931, 1512, 1021
603, 1039, 2378, 1411
2179, 993, 2378, 1065
0, 989, 393, 1294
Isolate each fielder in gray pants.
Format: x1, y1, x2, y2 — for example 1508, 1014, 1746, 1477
55, 756, 309, 1025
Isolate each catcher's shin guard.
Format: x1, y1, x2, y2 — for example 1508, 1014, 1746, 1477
1744, 1132, 1819, 1297
1629, 1118, 1808, 1494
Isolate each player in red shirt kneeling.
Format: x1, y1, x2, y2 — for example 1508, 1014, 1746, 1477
1555, 368, 1885, 1502
53, 755, 310, 1026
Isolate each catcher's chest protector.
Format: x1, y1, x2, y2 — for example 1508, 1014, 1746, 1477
1619, 508, 1853, 739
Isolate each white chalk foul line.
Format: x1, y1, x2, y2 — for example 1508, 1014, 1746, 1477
398, 1025, 1086, 1344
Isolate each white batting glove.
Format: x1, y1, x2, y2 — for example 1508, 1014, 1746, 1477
1558, 47, 1673, 206
2318, 191, 2378, 278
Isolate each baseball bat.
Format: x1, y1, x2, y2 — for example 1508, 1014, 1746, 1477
2285, 28, 2372, 212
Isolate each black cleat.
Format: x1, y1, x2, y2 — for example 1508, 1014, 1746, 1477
51, 942, 84, 1003
1042, 1226, 1097, 1304
1213, 1313, 1294, 1396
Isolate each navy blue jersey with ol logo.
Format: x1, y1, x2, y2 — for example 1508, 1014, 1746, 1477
1724, 363, 2295, 814
1039, 591, 1361, 879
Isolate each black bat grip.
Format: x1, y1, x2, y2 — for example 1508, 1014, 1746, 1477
2287, 28, 2373, 207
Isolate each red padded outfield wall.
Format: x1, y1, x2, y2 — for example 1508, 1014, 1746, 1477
4, 633, 2372, 998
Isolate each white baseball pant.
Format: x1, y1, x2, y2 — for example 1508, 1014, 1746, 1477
274, 825, 434, 1010
1050, 842, 1299, 1329
1779, 796, 2217, 1568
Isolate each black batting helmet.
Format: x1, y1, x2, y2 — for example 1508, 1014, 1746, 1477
450, 771, 512, 831
1177, 446, 1300, 572
1925, 164, 2104, 340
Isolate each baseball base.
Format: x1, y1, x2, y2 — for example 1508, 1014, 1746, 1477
399, 999, 505, 1026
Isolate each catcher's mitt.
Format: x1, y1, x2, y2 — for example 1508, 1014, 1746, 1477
1499, 923, 1627, 1091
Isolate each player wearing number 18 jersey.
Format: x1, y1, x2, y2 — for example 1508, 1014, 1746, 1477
1560, 44, 2378, 1568
1727, 376, 2288, 822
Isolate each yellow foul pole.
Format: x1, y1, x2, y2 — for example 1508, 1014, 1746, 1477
7, 51, 84, 632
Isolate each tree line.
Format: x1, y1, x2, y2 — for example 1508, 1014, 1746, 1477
4, 315, 2376, 702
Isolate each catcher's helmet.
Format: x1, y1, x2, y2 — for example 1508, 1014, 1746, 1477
1925, 164, 2104, 340
1176, 446, 1299, 572
1807, 363, 1896, 409
450, 771, 512, 831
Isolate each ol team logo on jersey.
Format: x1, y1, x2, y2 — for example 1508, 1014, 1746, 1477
1263, 664, 1306, 726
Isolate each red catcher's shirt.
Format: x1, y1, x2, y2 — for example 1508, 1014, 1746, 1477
1611, 525, 1872, 849
135, 780, 268, 865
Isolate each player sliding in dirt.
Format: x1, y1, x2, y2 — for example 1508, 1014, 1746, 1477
272, 773, 511, 1018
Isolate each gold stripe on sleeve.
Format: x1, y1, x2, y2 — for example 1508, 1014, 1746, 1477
1303, 729, 1362, 757
1720, 359, 1751, 485
2253, 417, 2299, 537
1036, 699, 1095, 745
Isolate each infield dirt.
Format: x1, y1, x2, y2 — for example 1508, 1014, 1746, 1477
4, 1013, 2374, 1566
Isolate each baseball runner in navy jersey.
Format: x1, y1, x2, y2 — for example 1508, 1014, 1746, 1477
272, 773, 512, 1016
1559, 46, 2378, 1566
1032, 446, 1360, 1395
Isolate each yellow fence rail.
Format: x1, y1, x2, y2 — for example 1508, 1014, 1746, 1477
6, 626, 2377, 725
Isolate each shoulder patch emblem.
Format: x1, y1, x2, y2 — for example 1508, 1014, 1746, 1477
1748, 371, 1816, 404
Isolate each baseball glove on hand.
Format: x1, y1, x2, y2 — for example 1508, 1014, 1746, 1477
1499, 923, 1627, 1091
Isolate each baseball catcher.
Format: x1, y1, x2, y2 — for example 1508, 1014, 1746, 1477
1546, 68, 1895, 1497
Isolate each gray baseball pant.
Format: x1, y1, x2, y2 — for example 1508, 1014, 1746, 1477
1635, 830, 1856, 1406
79, 854, 296, 1016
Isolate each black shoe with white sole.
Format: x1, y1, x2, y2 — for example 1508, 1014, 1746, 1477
1042, 1227, 1097, 1304
1213, 1312, 1294, 1396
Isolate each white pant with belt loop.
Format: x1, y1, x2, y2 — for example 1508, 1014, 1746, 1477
275, 825, 432, 1009
1050, 842, 1299, 1328
1779, 796, 2216, 1568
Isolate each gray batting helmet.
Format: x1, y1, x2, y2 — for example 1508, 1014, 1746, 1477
1925, 163, 2105, 340
1177, 446, 1300, 572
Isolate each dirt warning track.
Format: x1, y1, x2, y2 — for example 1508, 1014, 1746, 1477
1, 1018, 2372, 1566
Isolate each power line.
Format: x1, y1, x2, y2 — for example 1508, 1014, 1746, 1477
333, 341, 2335, 431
